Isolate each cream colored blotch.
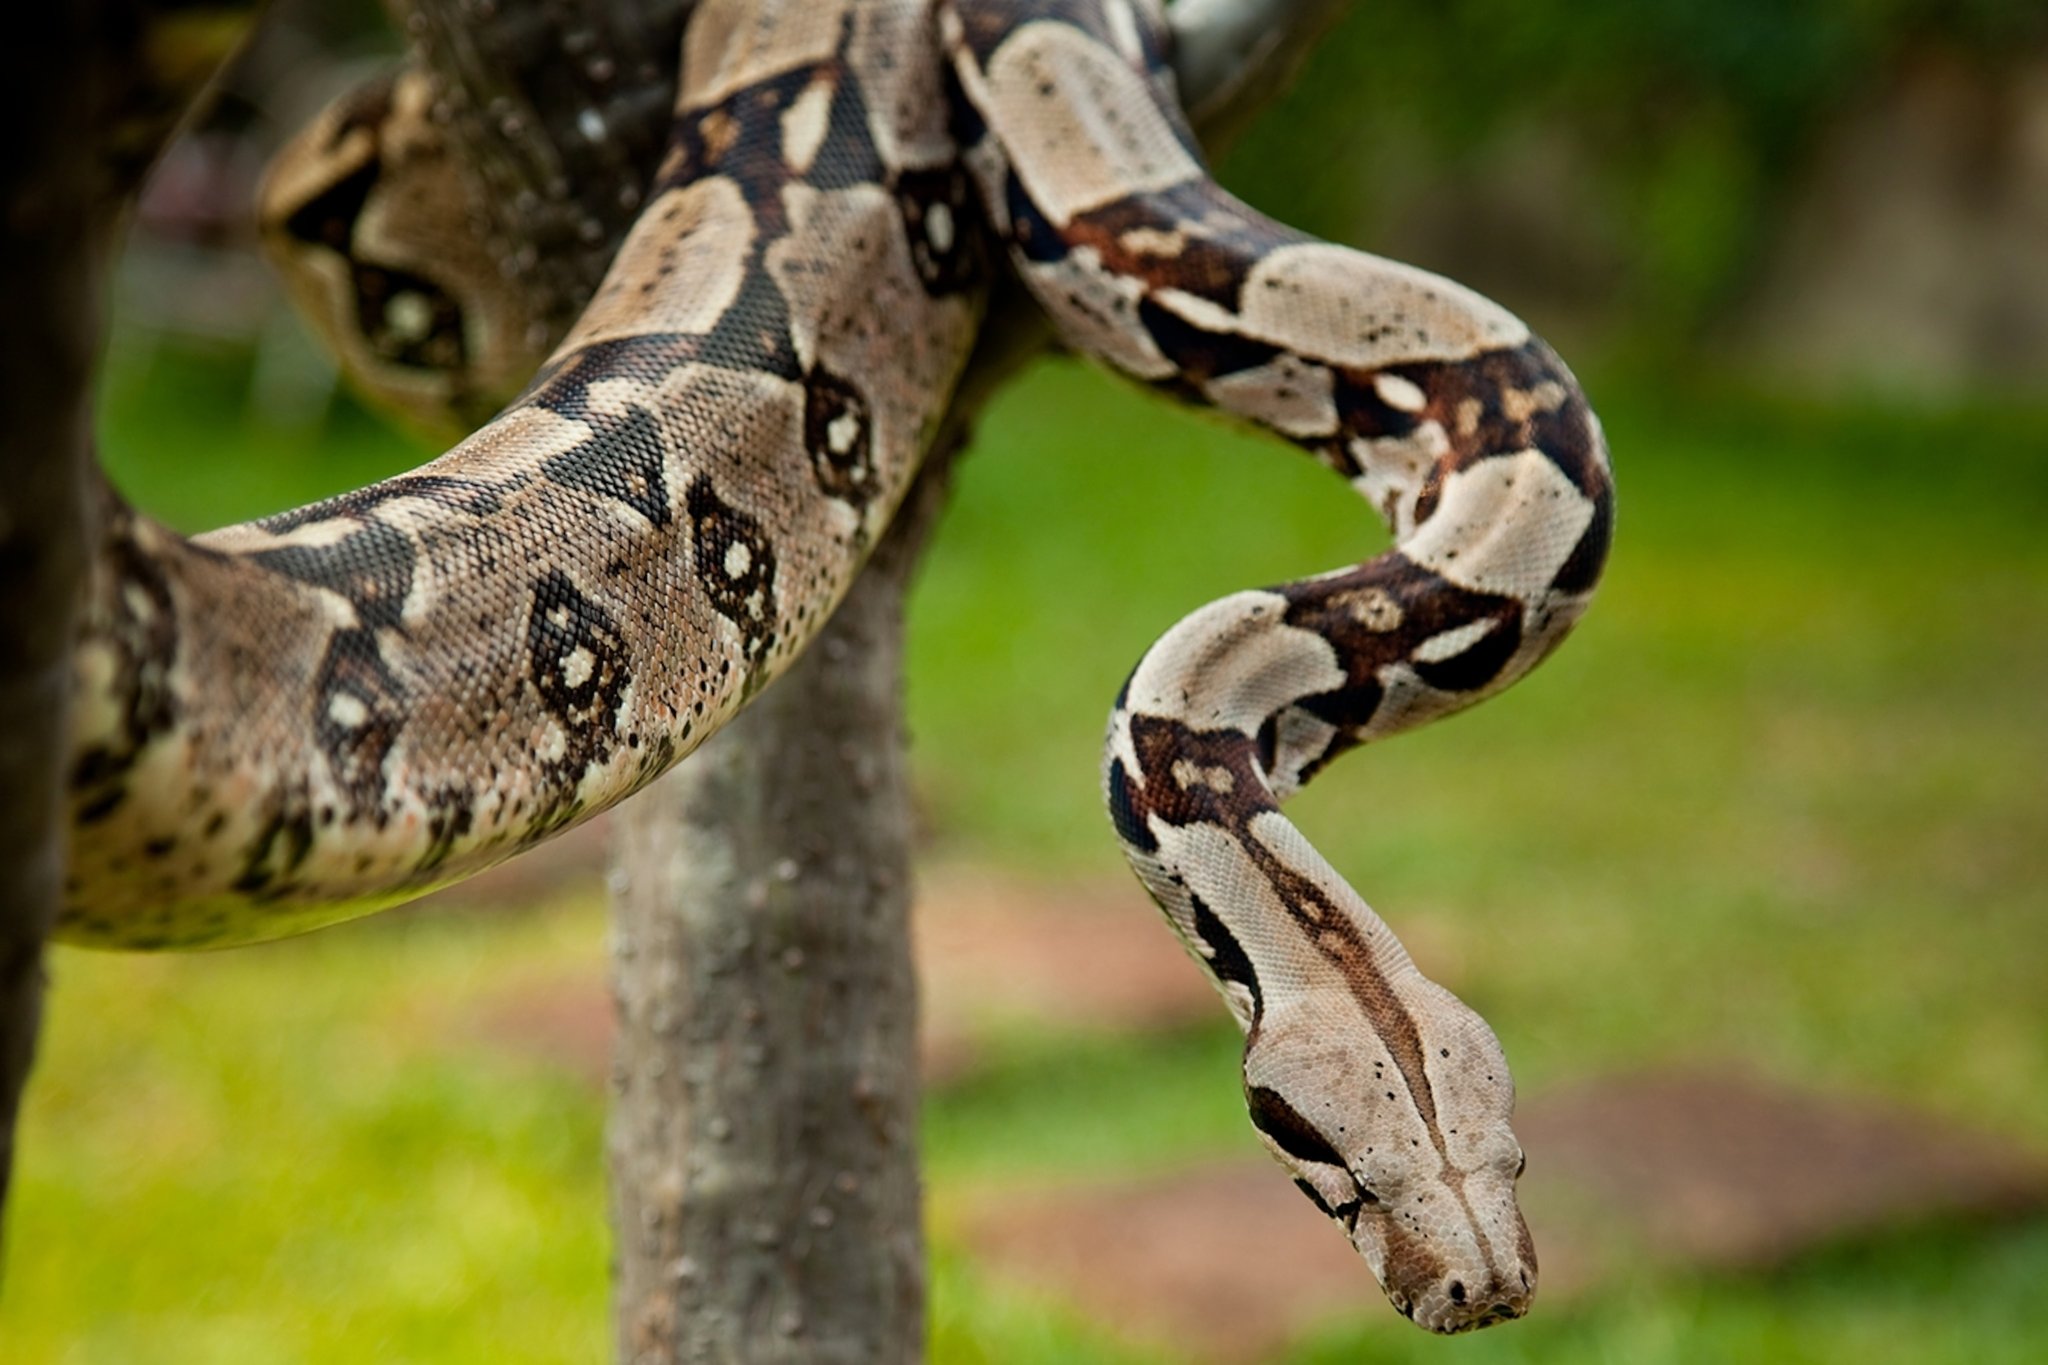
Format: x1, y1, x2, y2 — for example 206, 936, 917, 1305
569, 177, 756, 346
1238, 244, 1528, 368
683, 0, 853, 106
1401, 449, 1596, 604
982, 21, 1202, 226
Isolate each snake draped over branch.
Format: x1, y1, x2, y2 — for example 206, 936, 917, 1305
62, 0, 1613, 1333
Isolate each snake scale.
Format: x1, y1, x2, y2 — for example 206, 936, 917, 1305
62, 0, 1612, 1334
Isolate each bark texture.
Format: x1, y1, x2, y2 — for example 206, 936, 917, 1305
0, 0, 252, 1253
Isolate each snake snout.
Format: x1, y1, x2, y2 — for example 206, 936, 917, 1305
1417, 1285, 1531, 1334
1419, 1267, 1535, 1334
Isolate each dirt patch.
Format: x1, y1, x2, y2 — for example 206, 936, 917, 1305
447, 818, 1476, 1083
913, 864, 1221, 1075
956, 1161, 1378, 1361
461, 860, 1236, 1084
958, 1070, 2048, 1360
1515, 1069, 2048, 1269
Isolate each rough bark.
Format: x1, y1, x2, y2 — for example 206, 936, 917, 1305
0, 0, 252, 1258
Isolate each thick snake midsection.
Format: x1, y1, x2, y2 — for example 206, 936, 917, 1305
64, 0, 982, 946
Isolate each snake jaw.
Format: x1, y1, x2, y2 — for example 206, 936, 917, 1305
1262, 1136, 1539, 1335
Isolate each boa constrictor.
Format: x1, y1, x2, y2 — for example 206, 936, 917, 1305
63, 0, 1613, 1334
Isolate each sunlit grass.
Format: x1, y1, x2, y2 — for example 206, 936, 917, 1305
8, 344, 2043, 1361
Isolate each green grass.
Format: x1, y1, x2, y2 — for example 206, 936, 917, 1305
1288, 1219, 2048, 1365
7, 342, 2045, 1361
8, 906, 614, 1364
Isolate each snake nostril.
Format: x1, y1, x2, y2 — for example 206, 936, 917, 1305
1447, 1280, 1466, 1305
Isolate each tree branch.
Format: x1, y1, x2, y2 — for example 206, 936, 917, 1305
0, 22, 98, 1263
1169, 0, 1351, 144
393, 0, 1349, 374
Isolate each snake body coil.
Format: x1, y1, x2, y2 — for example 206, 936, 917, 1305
65, 0, 1612, 1334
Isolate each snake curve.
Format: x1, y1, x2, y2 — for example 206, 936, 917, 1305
62, 0, 1613, 1335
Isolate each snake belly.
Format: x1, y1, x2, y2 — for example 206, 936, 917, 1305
62, 0, 1614, 1336
944, 0, 1613, 1333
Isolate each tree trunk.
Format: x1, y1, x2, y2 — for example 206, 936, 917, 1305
0, 0, 252, 1258
0, 16, 102, 1253
607, 448, 948, 1365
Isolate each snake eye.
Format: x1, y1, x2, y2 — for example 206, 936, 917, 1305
1516, 1150, 1528, 1178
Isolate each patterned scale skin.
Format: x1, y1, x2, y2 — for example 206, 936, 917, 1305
944, 0, 1613, 1333
255, 65, 552, 438
63, 0, 1613, 1336
64, 0, 985, 946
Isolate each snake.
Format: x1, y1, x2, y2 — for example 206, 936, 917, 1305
61, 0, 1613, 1334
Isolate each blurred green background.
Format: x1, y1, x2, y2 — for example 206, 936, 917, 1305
6, 0, 2047, 1361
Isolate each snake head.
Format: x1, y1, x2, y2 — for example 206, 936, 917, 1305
1241, 986, 1536, 1333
